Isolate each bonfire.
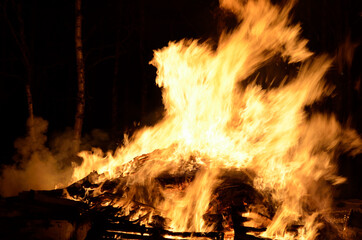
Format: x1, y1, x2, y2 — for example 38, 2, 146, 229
1, 0, 361, 239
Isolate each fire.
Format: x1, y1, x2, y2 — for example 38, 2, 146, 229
71, 0, 361, 239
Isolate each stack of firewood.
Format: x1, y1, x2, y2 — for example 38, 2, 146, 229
1, 150, 361, 239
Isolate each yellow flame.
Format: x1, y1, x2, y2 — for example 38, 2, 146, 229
71, 0, 361, 238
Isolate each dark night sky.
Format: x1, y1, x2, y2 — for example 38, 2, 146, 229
0, 0, 361, 175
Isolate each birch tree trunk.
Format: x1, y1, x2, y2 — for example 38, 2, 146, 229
74, 0, 85, 150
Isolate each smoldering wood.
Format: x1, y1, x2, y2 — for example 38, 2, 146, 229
1, 150, 361, 239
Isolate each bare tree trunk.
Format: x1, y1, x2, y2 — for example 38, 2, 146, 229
3, 0, 35, 141
25, 81, 34, 140
122, 53, 130, 132
139, 0, 147, 123
17, 3, 35, 142
74, 0, 85, 150
112, 29, 121, 135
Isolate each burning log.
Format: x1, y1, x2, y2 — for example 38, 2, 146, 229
1, 175, 361, 239
59, 150, 277, 239
0, 150, 269, 239
1, 149, 361, 240
94, 214, 225, 240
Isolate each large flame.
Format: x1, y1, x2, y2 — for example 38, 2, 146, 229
72, 0, 361, 238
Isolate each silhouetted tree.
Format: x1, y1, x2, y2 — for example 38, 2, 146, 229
112, 28, 121, 135
138, 0, 147, 123
74, 0, 85, 150
2, 0, 35, 142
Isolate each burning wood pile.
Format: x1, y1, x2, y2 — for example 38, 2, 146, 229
1, 149, 361, 239
1, 0, 362, 239
64, 149, 275, 239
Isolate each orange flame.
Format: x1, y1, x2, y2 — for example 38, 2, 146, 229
72, 0, 361, 238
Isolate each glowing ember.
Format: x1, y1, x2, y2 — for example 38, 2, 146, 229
70, 0, 361, 239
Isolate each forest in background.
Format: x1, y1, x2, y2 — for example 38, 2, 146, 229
0, 0, 222, 161
0, 0, 360, 196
